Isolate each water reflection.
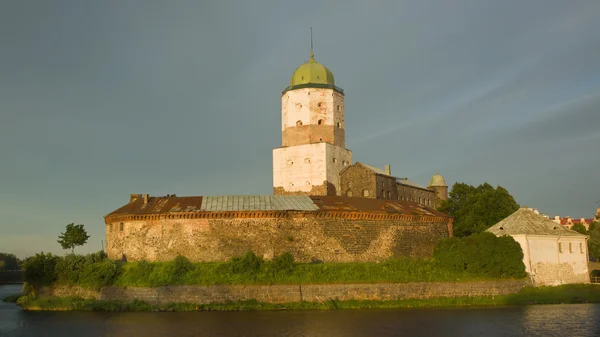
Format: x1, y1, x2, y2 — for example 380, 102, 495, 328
521, 304, 600, 337
2, 285, 600, 337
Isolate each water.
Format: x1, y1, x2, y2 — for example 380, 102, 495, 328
2, 285, 600, 337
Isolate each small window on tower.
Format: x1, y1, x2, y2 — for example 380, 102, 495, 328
337, 105, 341, 111
317, 102, 323, 107
304, 158, 311, 163
363, 189, 370, 197
333, 158, 337, 163
119, 223, 124, 232
317, 119, 323, 125
296, 120, 302, 126
337, 122, 341, 127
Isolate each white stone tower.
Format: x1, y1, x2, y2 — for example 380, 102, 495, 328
273, 51, 352, 195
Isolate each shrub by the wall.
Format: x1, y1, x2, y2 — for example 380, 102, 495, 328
269, 252, 296, 275
434, 232, 526, 278
78, 260, 119, 289
171, 256, 193, 279
22, 253, 59, 291
229, 252, 264, 275
55, 254, 87, 284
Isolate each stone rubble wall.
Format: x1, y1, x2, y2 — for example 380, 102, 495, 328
105, 217, 451, 263
40, 279, 531, 306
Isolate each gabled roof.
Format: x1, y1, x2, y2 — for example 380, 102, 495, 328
396, 178, 428, 190
487, 208, 587, 237
359, 163, 390, 176
352, 162, 431, 191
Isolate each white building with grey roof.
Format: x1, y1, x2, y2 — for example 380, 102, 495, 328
487, 207, 590, 286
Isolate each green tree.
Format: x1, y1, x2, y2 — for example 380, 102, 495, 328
0, 253, 19, 270
57, 223, 90, 254
588, 221, 600, 261
434, 232, 526, 278
571, 223, 587, 235
438, 182, 519, 237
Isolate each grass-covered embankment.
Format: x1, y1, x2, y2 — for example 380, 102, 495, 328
22, 233, 528, 291
11, 284, 600, 311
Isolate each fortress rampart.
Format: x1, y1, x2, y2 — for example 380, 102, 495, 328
104, 195, 453, 263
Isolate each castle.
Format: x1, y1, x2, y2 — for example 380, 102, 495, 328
272, 51, 448, 206
104, 50, 453, 263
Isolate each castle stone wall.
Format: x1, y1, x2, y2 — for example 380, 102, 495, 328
105, 215, 450, 263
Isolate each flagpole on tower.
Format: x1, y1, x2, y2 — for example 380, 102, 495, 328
310, 27, 313, 54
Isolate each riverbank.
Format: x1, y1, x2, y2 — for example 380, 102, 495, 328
6, 284, 600, 312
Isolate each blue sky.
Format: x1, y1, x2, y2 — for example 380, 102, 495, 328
1, 0, 599, 257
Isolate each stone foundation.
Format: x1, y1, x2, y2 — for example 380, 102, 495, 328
531, 262, 591, 286
40, 279, 531, 306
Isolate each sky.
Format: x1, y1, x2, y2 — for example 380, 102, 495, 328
1, 0, 599, 258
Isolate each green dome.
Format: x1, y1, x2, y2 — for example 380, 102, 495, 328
428, 172, 447, 187
289, 52, 335, 87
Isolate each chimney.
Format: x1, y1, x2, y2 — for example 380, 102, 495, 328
130, 194, 142, 203
385, 165, 391, 176
143, 194, 149, 204
533, 209, 539, 215
554, 215, 560, 223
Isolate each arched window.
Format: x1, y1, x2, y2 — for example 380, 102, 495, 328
347, 190, 353, 197
337, 122, 341, 127
363, 189, 370, 197
296, 120, 302, 126
317, 119, 324, 125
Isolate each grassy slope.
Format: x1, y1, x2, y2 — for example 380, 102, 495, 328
112, 259, 496, 287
